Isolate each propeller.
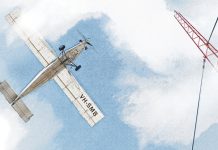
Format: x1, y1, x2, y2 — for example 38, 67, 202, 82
77, 30, 97, 52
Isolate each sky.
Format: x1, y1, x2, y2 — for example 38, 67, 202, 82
1, 0, 218, 150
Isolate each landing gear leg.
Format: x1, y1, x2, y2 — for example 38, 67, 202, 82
67, 63, 82, 71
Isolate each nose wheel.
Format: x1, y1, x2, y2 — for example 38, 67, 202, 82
75, 65, 81, 71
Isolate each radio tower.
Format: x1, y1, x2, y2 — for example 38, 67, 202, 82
174, 11, 218, 69
174, 11, 218, 150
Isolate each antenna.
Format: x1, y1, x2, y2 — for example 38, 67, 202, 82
174, 11, 218, 150
174, 11, 218, 70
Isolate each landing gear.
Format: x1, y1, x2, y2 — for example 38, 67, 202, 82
75, 65, 81, 71
59, 44, 82, 72
59, 45, 67, 59
67, 63, 82, 71
59, 45, 65, 51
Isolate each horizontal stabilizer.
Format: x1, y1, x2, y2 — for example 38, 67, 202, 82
0, 81, 33, 122
12, 99, 33, 122
0, 81, 17, 104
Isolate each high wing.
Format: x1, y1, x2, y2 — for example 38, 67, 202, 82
6, 8, 104, 126
5, 8, 56, 67
54, 68, 104, 127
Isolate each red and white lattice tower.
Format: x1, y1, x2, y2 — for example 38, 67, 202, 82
174, 10, 218, 69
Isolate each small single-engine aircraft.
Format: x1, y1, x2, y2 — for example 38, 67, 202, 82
0, 8, 104, 127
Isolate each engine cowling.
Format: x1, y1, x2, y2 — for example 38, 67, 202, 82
59, 45, 65, 51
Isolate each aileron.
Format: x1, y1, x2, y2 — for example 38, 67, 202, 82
6, 9, 56, 67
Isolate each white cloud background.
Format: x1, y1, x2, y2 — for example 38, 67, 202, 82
0, 14, 62, 150
0, 93, 62, 150
0, 102, 26, 150
1, 0, 218, 149
17, 97, 62, 150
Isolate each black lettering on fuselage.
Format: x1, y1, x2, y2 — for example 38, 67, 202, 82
80, 94, 88, 103
80, 94, 85, 99
82, 98, 87, 103
87, 103, 91, 108
89, 106, 95, 112
93, 111, 98, 116
80, 94, 98, 116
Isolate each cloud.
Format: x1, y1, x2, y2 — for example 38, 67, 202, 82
0, 94, 62, 150
0, 101, 26, 150
17, 95, 63, 150
103, 0, 218, 148
102, 0, 218, 148
117, 65, 218, 147
1, 0, 218, 149
1, 0, 104, 41
3, 0, 196, 73
112, 1, 218, 149
0, 54, 62, 150
104, 0, 218, 148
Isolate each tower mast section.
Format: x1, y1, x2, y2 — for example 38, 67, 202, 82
174, 11, 218, 69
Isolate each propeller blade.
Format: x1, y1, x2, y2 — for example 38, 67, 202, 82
86, 41, 93, 46
77, 30, 86, 41
77, 29, 97, 53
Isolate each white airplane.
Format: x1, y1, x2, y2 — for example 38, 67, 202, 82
0, 9, 104, 127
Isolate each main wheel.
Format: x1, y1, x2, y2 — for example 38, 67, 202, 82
75, 65, 81, 71
59, 45, 65, 51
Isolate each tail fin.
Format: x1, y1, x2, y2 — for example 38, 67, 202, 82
0, 81, 33, 122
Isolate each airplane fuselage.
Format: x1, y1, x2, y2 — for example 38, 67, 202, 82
16, 41, 87, 100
